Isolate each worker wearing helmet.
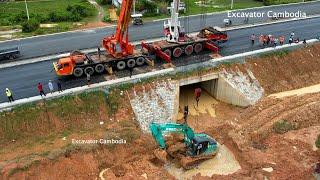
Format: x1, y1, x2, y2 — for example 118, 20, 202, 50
5, 88, 14, 102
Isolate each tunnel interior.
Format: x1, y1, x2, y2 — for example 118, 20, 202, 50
178, 79, 218, 119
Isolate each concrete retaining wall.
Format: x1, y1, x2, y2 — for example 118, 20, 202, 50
215, 75, 251, 107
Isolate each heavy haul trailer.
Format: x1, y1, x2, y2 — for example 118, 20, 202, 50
53, 50, 149, 77
53, 0, 148, 77
141, 29, 227, 63
141, 0, 228, 63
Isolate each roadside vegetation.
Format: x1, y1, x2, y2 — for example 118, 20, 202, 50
0, 0, 96, 35
260, 0, 314, 5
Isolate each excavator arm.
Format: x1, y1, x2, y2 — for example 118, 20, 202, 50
102, 0, 134, 58
149, 122, 195, 149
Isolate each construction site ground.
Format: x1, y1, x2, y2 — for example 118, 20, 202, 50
0, 44, 320, 179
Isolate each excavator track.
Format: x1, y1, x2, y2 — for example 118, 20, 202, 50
180, 153, 217, 170
166, 142, 218, 170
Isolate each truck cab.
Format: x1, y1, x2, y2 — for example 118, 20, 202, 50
53, 57, 74, 76
53, 52, 86, 76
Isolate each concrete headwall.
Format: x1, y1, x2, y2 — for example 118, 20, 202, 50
215, 75, 252, 107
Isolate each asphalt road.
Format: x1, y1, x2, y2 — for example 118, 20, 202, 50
1, 17, 320, 103
1, 1, 320, 59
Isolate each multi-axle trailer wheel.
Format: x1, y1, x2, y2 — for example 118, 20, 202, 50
72, 56, 146, 77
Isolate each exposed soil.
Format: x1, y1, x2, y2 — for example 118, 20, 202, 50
222, 43, 320, 95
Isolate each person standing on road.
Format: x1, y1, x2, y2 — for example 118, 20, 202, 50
48, 80, 54, 94
129, 67, 133, 78
37, 83, 46, 97
98, 47, 101, 59
5, 88, 14, 102
290, 31, 295, 38
274, 38, 279, 47
250, 34, 256, 46
289, 37, 293, 45
57, 80, 63, 92
86, 73, 91, 86
279, 36, 285, 45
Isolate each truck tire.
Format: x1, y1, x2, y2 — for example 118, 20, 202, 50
194, 43, 203, 53
127, 59, 136, 68
73, 67, 84, 77
185, 45, 193, 55
173, 47, 182, 58
136, 57, 145, 66
164, 49, 172, 57
95, 64, 104, 73
117, 61, 126, 70
84, 66, 94, 75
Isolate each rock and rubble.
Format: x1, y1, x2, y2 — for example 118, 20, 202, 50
128, 79, 178, 132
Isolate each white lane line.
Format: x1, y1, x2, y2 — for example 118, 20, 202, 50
0, 38, 318, 111
0, 14, 319, 70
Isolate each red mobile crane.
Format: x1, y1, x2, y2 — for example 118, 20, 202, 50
53, 0, 147, 77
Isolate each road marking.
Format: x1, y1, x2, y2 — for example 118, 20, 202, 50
1, 0, 319, 43
1, 38, 318, 111
0, 14, 319, 70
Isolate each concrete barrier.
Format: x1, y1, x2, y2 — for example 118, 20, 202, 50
0, 39, 318, 111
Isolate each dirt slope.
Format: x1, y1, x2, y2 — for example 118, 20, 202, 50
225, 44, 320, 94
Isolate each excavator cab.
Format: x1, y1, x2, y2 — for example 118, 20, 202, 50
188, 136, 217, 156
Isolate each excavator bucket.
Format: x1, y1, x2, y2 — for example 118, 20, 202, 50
153, 149, 169, 163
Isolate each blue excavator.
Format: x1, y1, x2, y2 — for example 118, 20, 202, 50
150, 122, 218, 169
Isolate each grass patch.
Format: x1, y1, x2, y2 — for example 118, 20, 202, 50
0, 0, 96, 26
273, 120, 298, 134
264, 0, 314, 5
260, 49, 290, 58
183, 0, 263, 15
0, 91, 107, 145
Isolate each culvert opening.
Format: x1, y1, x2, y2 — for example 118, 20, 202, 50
178, 79, 218, 119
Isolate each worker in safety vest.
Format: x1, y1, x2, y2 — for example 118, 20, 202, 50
259, 35, 264, 46
279, 36, 285, 45
194, 88, 202, 107
270, 35, 275, 46
5, 88, 14, 102
250, 34, 256, 46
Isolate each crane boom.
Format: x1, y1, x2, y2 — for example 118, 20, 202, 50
102, 0, 134, 58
